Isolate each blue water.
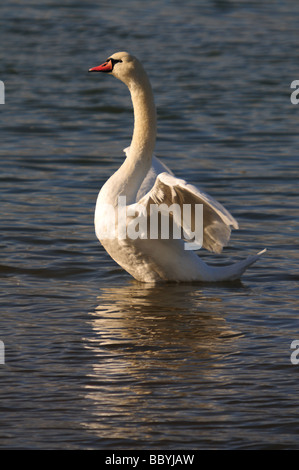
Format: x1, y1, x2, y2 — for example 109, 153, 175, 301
1, 0, 299, 449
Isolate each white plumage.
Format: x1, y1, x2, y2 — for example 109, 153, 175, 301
89, 51, 265, 282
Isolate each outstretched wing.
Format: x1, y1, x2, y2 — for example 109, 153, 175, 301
136, 172, 239, 253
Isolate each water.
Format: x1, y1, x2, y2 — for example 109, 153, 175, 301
1, 0, 299, 450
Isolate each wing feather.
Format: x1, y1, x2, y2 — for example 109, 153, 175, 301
137, 172, 239, 253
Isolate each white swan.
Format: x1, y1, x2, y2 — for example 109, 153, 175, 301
89, 51, 265, 283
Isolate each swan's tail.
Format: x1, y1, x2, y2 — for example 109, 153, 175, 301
208, 248, 266, 282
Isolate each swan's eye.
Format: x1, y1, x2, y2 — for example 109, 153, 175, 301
108, 58, 123, 68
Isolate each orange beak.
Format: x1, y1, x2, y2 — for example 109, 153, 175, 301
88, 60, 113, 73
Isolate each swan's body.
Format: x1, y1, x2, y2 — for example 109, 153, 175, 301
89, 52, 265, 283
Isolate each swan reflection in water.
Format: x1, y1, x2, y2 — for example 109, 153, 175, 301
90, 281, 242, 352
82, 282, 244, 444
85, 281, 244, 387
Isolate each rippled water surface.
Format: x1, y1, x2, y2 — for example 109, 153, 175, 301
1, 0, 299, 449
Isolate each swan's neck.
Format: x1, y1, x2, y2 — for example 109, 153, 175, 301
113, 71, 157, 204
129, 75, 157, 165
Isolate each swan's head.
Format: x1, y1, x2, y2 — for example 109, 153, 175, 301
89, 51, 146, 87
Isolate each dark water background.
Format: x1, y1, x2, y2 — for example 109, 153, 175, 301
1, 0, 299, 449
